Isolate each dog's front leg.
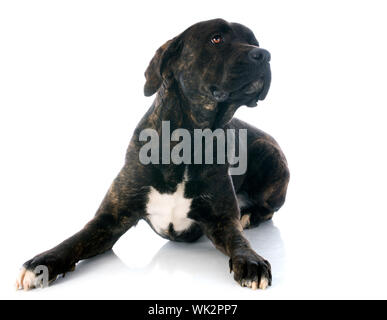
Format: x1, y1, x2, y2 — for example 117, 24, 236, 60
16, 168, 142, 290
191, 174, 272, 290
204, 218, 272, 290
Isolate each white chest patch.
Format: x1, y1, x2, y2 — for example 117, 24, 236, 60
146, 181, 194, 234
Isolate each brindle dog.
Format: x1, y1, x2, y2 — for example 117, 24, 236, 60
16, 19, 289, 291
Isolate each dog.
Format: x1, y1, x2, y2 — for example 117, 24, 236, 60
16, 18, 289, 291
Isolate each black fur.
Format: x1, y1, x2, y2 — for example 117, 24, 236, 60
19, 19, 289, 290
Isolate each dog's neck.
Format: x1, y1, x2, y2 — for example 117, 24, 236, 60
145, 79, 221, 132
139, 78, 240, 136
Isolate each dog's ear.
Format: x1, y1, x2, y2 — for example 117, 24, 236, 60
144, 35, 183, 97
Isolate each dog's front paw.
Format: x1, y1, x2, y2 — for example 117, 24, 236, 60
229, 250, 272, 290
16, 253, 74, 291
16, 267, 44, 291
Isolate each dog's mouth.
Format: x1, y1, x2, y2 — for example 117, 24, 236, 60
238, 66, 272, 107
242, 79, 264, 95
211, 78, 266, 106
210, 66, 271, 108
240, 78, 266, 107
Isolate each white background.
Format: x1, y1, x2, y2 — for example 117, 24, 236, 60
1, 0, 387, 299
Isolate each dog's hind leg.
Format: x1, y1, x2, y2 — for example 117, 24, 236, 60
238, 138, 289, 230
16, 167, 144, 290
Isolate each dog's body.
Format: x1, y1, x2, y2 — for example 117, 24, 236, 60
17, 19, 289, 291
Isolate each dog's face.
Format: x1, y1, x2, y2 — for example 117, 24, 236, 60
144, 19, 271, 127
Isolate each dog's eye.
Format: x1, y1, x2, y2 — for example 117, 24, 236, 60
211, 34, 223, 45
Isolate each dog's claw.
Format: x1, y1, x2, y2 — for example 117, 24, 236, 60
240, 214, 251, 229
259, 277, 269, 290
16, 267, 26, 291
15, 280, 20, 290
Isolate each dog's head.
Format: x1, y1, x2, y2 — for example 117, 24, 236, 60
144, 19, 271, 127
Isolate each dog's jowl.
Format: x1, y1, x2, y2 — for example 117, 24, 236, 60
16, 19, 289, 291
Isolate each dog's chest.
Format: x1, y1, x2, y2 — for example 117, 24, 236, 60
146, 180, 194, 235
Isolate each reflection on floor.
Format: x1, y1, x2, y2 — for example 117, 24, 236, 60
49, 219, 285, 297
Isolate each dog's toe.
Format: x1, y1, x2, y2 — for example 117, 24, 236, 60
259, 276, 269, 290
16, 257, 54, 291
16, 267, 37, 291
240, 214, 251, 229
240, 277, 269, 290
241, 279, 252, 287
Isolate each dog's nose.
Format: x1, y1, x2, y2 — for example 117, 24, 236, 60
248, 48, 271, 64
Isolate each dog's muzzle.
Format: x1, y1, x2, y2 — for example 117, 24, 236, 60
210, 47, 272, 107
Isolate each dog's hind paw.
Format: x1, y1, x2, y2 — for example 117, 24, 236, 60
240, 214, 251, 229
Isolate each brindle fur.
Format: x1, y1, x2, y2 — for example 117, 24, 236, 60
19, 19, 289, 290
